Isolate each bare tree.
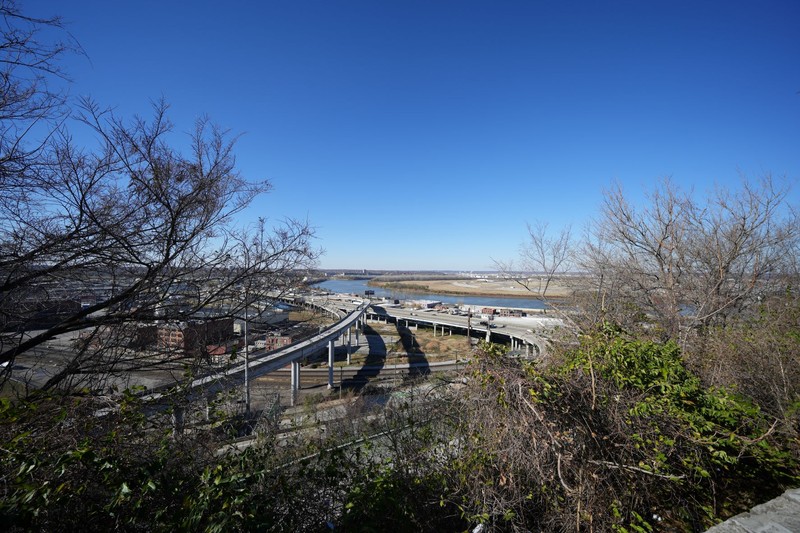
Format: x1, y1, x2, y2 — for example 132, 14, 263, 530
582, 177, 798, 342
1, 98, 319, 392
582, 179, 689, 338
0, 4, 319, 393
0, 1, 78, 187
684, 178, 796, 328
496, 220, 574, 302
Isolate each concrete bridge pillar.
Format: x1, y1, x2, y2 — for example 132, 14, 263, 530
346, 328, 352, 365
172, 406, 184, 437
526, 343, 531, 357
433, 324, 437, 337
328, 339, 335, 389
290, 361, 300, 406
485, 329, 491, 342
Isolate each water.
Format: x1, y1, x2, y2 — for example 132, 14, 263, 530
314, 279, 546, 310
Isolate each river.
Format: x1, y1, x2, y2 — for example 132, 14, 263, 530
314, 279, 546, 310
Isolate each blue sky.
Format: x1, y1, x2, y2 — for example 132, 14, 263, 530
33, 1, 800, 271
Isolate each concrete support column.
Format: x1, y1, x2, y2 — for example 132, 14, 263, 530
290, 361, 296, 398
328, 339, 335, 389
290, 361, 300, 406
172, 406, 184, 437
346, 328, 352, 365
526, 343, 531, 357
486, 329, 491, 342
433, 324, 437, 337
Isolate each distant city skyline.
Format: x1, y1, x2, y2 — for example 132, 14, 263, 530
35, 0, 800, 271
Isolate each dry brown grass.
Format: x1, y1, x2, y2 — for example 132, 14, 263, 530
371, 277, 578, 298
363, 322, 470, 362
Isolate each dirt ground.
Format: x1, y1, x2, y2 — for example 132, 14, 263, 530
356, 321, 471, 363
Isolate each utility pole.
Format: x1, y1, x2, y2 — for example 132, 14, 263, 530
244, 289, 250, 416
467, 310, 472, 348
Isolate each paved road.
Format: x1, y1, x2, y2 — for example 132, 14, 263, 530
371, 305, 558, 355
259, 360, 464, 386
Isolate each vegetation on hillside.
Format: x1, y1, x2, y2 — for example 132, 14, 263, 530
3, 312, 798, 531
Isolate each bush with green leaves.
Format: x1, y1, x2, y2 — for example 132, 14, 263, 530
2, 328, 798, 531
446, 329, 799, 531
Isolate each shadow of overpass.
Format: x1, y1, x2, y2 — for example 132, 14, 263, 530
395, 322, 430, 380
341, 323, 386, 390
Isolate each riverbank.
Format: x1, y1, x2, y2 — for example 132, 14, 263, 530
367, 278, 575, 299
313, 279, 549, 309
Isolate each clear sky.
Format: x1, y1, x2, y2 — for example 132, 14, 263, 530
32, 1, 800, 271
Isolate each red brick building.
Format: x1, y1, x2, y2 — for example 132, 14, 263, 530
262, 335, 292, 351
157, 318, 234, 356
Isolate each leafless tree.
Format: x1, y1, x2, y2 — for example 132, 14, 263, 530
496, 220, 574, 301
1, 1, 75, 202
0, 3, 319, 394
581, 177, 798, 342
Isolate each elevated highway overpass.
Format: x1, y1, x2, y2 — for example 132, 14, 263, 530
367, 304, 553, 358
142, 297, 369, 413
140, 293, 554, 425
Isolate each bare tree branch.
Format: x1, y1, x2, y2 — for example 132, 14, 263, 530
0, 9, 319, 392
580, 176, 798, 342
